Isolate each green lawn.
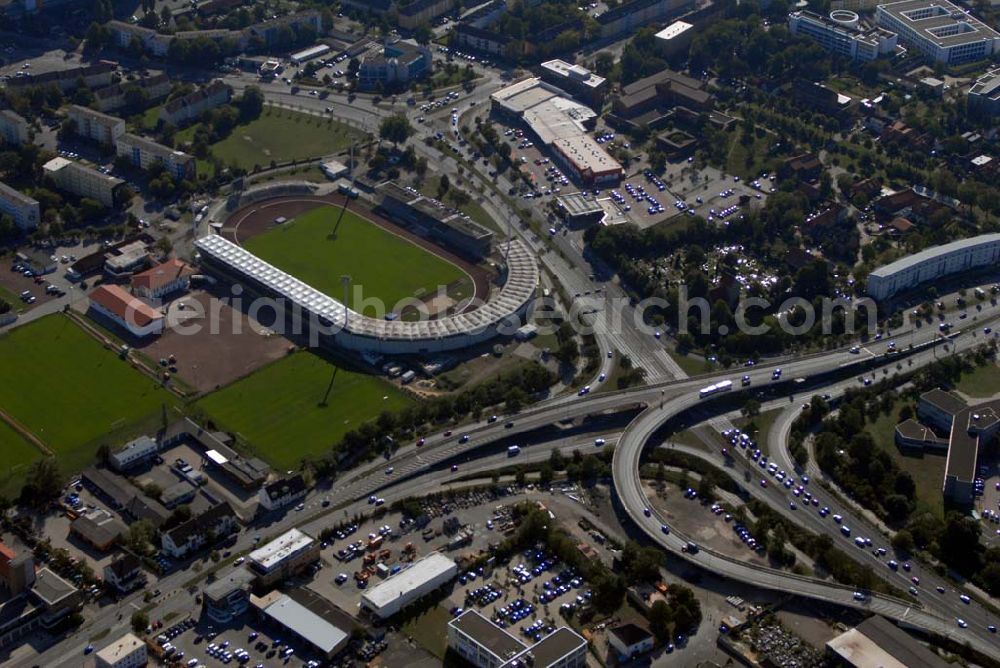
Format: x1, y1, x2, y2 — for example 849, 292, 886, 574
0, 315, 177, 476
955, 362, 1000, 399
867, 403, 945, 519
197, 351, 413, 469
0, 421, 42, 498
666, 347, 715, 376
204, 108, 362, 170
244, 206, 471, 313
418, 175, 500, 232
400, 604, 451, 659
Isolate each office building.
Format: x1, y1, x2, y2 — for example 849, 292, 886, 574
361, 552, 457, 619
110, 435, 159, 471
969, 68, 1000, 116
539, 60, 608, 106
247, 528, 319, 587
358, 39, 431, 90
0, 109, 30, 146
0, 181, 40, 231
258, 474, 308, 512
875, 0, 1000, 65
789, 10, 898, 62
103, 554, 143, 594
377, 182, 494, 258
160, 80, 232, 127
203, 567, 255, 623
95, 632, 147, 668
88, 285, 163, 338
115, 133, 196, 181
448, 609, 588, 668
43, 157, 126, 209
491, 78, 622, 185
826, 614, 949, 667
867, 233, 1000, 300
67, 105, 125, 146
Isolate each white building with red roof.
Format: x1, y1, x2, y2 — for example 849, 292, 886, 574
130, 258, 195, 299
89, 284, 164, 337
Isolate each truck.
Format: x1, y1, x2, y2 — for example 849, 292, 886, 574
368, 535, 384, 551
507, 445, 521, 457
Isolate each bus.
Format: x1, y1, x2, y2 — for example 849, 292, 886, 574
698, 380, 733, 398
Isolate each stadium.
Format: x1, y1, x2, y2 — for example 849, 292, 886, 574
195, 196, 539, 355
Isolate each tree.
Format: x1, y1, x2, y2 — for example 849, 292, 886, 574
413, 22, 433, 45
123, 519, 156, 557
891, 529, 914, 555
131, 611, 149, 634
648, 600, 671, 642
20, 458, 63, 507
379, 114, 415, 147
741, 399, 761, 420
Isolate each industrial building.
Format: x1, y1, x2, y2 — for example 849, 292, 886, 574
88, 284, 164, 338
130, 258, 196, 299
360, 552, 457, 619
0, 181, 40, 231
251, 589, 351, 659
358, 38, 432, 90
875, 0, 1000, 65
377, 181, 494, 258
968, 68, 1000, 116
0, 109, 30, 146
788, 10, 899, 62
115, 133, 196, 181
491, 78, 622, 185
43, 157, 127, 209
247, 528, 320, 587
69, 508, 127, 551
67, 105, 125, 146
194, 232, 538, 355
95, 632, 147, 668
866, 233, 1000, 300
109, 435, 159, 471
826, 614, 949, 667
203, 567, 255, 623
539, 59, 608, 106
448, 609, 588, 668
289, 44, 330, 64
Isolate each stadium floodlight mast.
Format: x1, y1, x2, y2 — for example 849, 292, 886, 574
341, 275, 351, 328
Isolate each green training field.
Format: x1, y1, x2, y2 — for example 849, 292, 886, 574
203, 108, 362, 170
0, 315, 177, 476
197, 351, 413, 469
243, 206, 472, 312
0, 421, 42, 498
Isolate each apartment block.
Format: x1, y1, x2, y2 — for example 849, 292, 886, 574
43, 157, 126, 208
68, 105, 125, 146
0, 109, 30, 146
116, 133, 195, 180
159, 80, 232, 127
0, 181, 40, 230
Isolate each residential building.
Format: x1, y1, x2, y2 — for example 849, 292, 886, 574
340, 0, 394, 15
0, 542, 35, 596
492, 78, 622, 185
109, 435, 159, 471
95, 632, 147, 668
43, 157, 127, 209
826, 614, 949, 668
780, 152, 824, 182
258, 474, 308, 512
968, 68, 1000, 116
6, 61, 115, 92
448, 609, 588, 668
130, 258, 195, 299
159, 80, 232, 127
875, 0, 1000, 65
377, 182, 494, 258
0, 181, 40, 231
160, 501, 237, 558
361, 552, 457, 619
107, 21, 172, 57
867, 233, 1000, 300
115, 132, 195, 180
397, 0, 455, 30
358, 39, 431, 90
452, 23, 513, 58
608, 624, 654, 661
93, 74, 171, 112
88, 284, 164, 338
103, 554, 143, 594
31, 568, 82, 630
247, 528, 319, 587
789, 10, 898, 62
69, 508, 127, 551
203, 567, 254, 623
655, 20, 695, 56
596, 0, 692, 39
250, 589, 351, 659
0, 109, 30, 146
67, 105, 125, 146
539, 59, 608, 106
242, 10, 322, 47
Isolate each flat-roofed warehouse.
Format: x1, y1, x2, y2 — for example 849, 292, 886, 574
360, 551, 457, 619
251, 589, 351, 659
826, 614, 950, 668
193, 233, 538, 355
556, 193, 605, 225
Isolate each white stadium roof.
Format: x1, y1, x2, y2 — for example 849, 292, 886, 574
194, 234, 537, 343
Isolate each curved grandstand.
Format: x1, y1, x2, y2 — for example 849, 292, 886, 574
194, 234, 538, 354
